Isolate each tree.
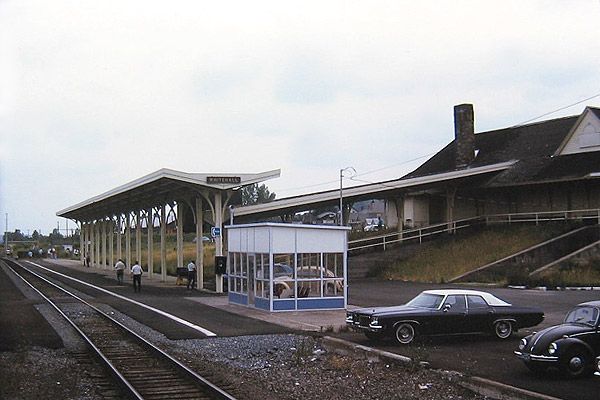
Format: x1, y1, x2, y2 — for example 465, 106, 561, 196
32, 230, 40, 241
238, 184, 276, 206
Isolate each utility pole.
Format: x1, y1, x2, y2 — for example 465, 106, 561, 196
339, 167, 356, 226
4, 213, 8, 253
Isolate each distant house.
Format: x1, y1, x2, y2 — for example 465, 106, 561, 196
395, 104, 600, 228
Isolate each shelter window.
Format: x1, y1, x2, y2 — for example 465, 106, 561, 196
255, 253, 270, 299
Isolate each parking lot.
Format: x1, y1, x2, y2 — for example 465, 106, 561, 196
342, 279, 600, 400
13, 258, 600, 400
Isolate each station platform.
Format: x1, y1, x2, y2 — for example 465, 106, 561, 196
35, 258, 351, 333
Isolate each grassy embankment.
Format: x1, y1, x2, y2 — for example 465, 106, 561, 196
123, 236, 216, 279
379, 224, 599, 285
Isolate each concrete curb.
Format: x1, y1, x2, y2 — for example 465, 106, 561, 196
321, 336, 559, 400
460, 377, 563, 400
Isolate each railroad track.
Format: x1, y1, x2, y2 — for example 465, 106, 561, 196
3, 258, 237, 400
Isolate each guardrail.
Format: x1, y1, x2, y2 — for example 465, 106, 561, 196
348, 208, 600, 253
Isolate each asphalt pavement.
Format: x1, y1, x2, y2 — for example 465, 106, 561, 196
9, 257, 600, 400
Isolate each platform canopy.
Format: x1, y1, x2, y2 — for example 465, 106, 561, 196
56, 168, 280, 293
57, 168, 280, 221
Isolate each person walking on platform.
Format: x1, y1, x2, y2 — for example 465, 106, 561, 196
186, 260, 197, 290
114, 258, 125, 285
85, 254, 90, 268
131, 261, 143, 292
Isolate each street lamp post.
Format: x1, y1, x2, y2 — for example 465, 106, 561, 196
339, 167, 356, 226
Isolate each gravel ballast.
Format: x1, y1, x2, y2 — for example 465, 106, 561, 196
1, 302, 489, 400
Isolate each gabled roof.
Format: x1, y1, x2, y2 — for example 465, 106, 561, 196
554, 106, 600, 155
403, 115, 578, 180
404, 107, 600, 188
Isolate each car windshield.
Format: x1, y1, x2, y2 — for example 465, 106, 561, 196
273, 264, 293, 277
564, 306, 599, 327
406, 293, 444, 309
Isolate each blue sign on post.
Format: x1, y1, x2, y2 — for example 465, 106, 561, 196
211, 227, 221, 238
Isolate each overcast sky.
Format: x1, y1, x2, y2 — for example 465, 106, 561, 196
1, 0, 600, 234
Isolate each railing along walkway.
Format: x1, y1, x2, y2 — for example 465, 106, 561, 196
348, 208, 600, 253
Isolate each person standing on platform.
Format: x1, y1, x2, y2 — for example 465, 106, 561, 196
186, 260, 197, 290
85, 254, 90, 268
114, 258, 125, 285
131, 261, 143, 292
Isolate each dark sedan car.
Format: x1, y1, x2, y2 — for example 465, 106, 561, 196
515, 300, 600, 378
346, 289, 544, 345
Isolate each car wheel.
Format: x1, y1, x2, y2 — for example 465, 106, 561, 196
560, 348, 592, 378
493, 320, 513, 339
364, 331, 383, 342
394, 323, 416, 345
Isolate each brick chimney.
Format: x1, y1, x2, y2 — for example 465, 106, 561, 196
454, 103, 475, 167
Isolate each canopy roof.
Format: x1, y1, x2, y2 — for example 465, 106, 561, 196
57, 168, 280, 221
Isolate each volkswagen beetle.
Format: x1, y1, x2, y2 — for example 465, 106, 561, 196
515, 300, 600, 378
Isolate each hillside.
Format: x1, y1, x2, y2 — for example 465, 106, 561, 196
355, 224, 571, 284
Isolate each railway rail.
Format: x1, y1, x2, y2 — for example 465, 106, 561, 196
3, 258, 237, 400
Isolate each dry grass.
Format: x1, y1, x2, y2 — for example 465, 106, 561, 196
538, 262, 600, 287
381, 225, 562, 283
125, 236, 216, 278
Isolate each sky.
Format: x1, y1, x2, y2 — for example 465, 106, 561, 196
1, 0, 600, 235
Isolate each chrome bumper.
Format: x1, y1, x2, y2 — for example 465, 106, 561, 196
514, 351, 558, 363
345, 317, 383, 332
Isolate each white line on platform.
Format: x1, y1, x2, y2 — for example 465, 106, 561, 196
25, 260, 217, 337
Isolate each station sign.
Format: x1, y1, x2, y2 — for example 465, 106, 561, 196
211, 227, 221, 237
207, 176, 241, 184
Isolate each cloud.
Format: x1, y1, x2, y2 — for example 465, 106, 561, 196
1, 0, 600, 232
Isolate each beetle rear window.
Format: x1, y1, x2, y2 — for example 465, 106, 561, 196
406, 293, 444, 309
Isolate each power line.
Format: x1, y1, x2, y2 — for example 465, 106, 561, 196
512, 91, 600, 127
275, 152, 434, 194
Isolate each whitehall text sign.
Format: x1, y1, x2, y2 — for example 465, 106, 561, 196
207, 176, 241, 184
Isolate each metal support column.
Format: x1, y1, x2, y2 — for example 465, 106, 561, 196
79, 221, 84, 264
116, 216, 122, 260
195, 197, 204, 290
136, 210, 142, 270
90, 221, 95, 267
101, 219, 107, 269
81, 222, 87, 264
95, 222, 100, 267
147, 208, 154, 279
160, 204, 167, 282
215, 191, 223, 293
176, 202, 184, 271
125, 213, 131, 269
109, 218, 114, 269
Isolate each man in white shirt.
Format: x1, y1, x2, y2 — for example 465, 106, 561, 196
186, 261, 197, 290
131, 261, 143, 292
114, 259, 125, 285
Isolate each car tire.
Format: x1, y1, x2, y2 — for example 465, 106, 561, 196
394, 323, 416, 345
560, 347, 592, 378
493, 320, 513, 339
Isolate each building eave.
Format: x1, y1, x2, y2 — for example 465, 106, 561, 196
234, 161, 516, 217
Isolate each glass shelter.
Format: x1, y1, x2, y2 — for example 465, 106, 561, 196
226, 223, 350, 311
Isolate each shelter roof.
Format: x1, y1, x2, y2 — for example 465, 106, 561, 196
57, 168, 280, 221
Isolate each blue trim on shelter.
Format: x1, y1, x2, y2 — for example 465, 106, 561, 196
254, 297, 270, 310
273, 299, 296, 311
297, 297, 344, 310
228, 292, 248, 305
